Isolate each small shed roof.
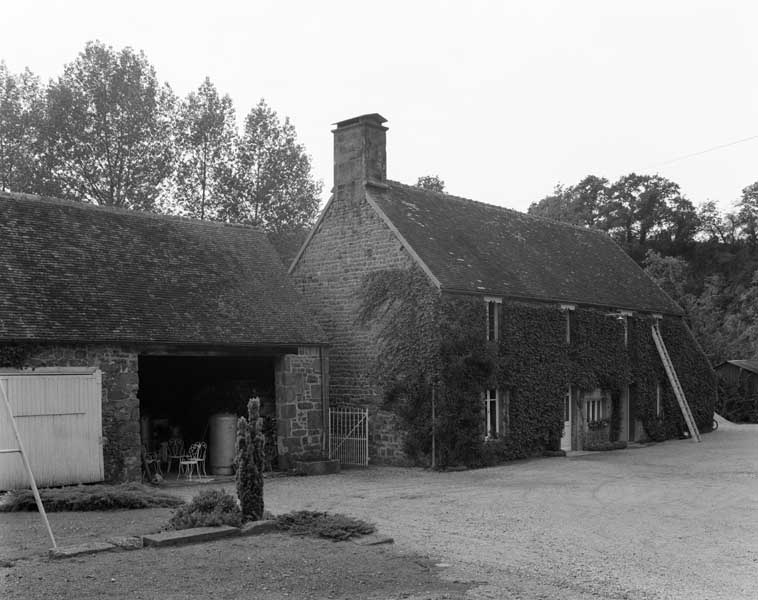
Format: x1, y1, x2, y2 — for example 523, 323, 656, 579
0, 192, 326, 347
715, 360, 758, 376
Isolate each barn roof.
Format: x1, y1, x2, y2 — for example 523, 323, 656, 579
368, 181, 683, 315
0, 191, 326, 347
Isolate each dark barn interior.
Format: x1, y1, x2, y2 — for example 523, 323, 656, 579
138, 354, 278, 472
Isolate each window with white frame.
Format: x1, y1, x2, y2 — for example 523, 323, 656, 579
484, 388, 500, 439
584, 389, 607, 424
485, 297, 502, 341
560, 304, 576, 344
656, 382, 662, 416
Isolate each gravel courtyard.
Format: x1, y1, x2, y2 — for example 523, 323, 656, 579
258, 421, 758, 600
3, 422, 756, 599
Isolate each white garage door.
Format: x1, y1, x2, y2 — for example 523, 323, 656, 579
0, 368, 104, 490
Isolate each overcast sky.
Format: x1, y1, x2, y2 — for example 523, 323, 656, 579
3, 0, 757, 213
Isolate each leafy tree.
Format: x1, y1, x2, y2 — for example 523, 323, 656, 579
172, 77, 236, 220
604, 173, 686, 246
528, 175, 608, 227
696, 200, 738, 245
642, 249, 691, 308
0, 62, 49, 194
415, 175, 445, 193
222, 99, 321, 232
736, 181, 758, 247
44, 41, 175, 210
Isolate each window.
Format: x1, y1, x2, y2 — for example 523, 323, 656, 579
619, 310, 632, 347
485, 297, 502, 341
656, 382, 662, 416
484, 389, 500, 439
560, 304, 575, 344
585, 389, 607, 424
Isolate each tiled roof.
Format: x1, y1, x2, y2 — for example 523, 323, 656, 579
369, 182, 683, 315
0, 192, 326, 346
267, 229, 309, 268
719, 360, 758, 376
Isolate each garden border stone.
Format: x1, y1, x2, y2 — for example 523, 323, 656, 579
49, 541, 117, 559
142, 525, 240, 548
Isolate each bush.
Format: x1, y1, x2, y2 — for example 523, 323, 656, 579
167, 489, 242, 530
275, 510, 375, 541
0, 483, 184, 512
585, 440, 628, 452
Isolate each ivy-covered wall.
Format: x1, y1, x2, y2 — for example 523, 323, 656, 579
359, 269, 717, 467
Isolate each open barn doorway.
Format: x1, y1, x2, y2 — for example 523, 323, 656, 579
137, 354, 278, 478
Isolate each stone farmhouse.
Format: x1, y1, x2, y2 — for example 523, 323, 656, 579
290, 114, 716, 463
0, 192, 327, 488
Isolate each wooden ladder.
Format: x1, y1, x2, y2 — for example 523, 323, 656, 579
651, 323, 701, 442
0, 379, 57, 547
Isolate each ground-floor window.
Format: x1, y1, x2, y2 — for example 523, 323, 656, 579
584, 388, 609, 426
484, 389, 499, 439
656, 382, 663, 416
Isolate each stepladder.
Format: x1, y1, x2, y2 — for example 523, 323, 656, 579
651, 322, 701, 442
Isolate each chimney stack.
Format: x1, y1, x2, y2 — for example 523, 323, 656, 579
332, 114, 388, 197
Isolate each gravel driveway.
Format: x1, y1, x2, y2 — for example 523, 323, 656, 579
254, 422, 758, 600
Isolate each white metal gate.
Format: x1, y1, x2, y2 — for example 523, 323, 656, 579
329, 406, 368, 466
0, 368, 103, 490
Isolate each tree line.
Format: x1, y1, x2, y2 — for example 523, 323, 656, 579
0, 41, 321, 233
528, 173, 758, 370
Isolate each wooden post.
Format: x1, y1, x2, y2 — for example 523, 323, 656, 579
0, 380, 57, 548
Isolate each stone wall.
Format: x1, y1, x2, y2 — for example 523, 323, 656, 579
21, 344, 140, 482
274, 350, 324, 467
291, 190, 418, 464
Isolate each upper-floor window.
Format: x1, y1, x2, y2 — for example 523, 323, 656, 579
485, 296, 502, 341
619, 310, 633, 347
560, 304, 576, 344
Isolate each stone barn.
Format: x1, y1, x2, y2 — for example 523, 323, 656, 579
0, 191, 328, 489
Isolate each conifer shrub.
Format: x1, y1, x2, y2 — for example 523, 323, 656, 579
236, 397, 265, 521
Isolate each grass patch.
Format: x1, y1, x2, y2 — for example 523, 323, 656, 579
168, 489, 242, 530
275, 510, 376, 541
0, 483, 185, 512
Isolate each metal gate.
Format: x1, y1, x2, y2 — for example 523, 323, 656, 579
0, 368, 103, 490
329, 406, 368, 466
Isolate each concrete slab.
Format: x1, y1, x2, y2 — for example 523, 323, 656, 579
351, 534, 394, 546
49, 541, 116, 559
142, 525, 240, 548
239, 520, 278, 536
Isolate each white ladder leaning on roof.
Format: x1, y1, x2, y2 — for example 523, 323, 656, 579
650, 321, 701, 443
0, 379, 57, 547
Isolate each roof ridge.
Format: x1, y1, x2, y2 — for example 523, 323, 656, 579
385, 180, 609, 238
0, 190, 265, 233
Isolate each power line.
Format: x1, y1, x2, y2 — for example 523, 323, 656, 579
644, 134, 758, 170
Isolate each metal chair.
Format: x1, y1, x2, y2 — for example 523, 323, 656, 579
179, 442, 207, 479
166, 438, 185, 474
